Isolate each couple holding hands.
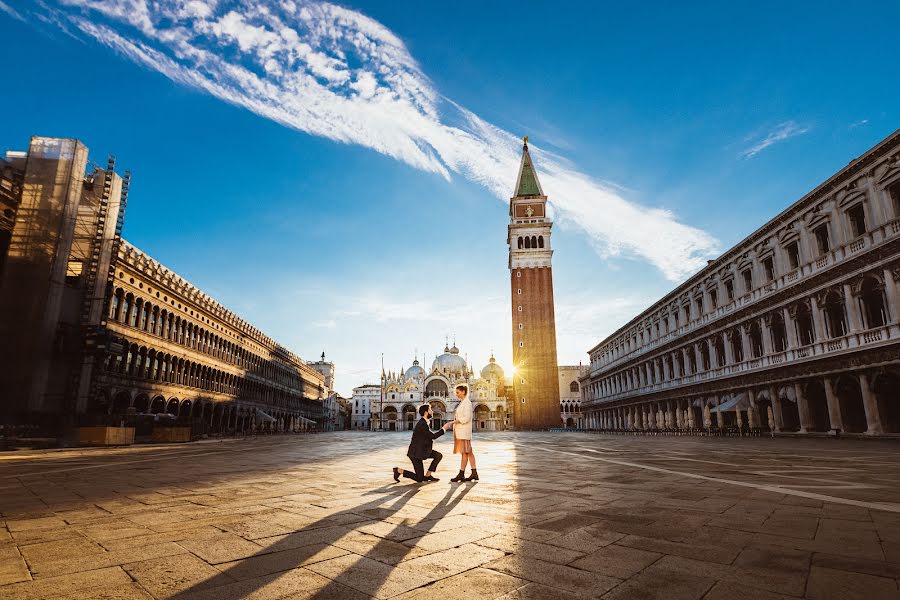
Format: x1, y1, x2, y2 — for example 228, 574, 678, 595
392, 384, 479, 483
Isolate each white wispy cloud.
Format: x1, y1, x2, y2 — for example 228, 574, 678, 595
0, 0, 25, 21
741, 120, 810, 159
28, 0, 720, 280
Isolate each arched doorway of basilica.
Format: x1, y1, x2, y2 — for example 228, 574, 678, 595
402, 404, 416, 430
474, 404, 489, 430
430, 401, 446, 428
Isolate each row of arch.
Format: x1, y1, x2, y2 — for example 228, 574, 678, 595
110, 287, 312, 390
587, 370, 900, 435
594, 274, 892, 399
516, 235, 545, 250
103, 336, 308, 413
594, 185, 899, 367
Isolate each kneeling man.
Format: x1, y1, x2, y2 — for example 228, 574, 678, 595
393, 404, 452, 483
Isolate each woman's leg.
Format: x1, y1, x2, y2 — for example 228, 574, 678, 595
459, 451, 469, 470
467, 451, 477, 469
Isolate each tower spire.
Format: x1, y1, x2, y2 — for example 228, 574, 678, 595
513, 135, 544, 197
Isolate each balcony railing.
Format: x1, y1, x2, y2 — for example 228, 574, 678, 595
583, 321, 899, 408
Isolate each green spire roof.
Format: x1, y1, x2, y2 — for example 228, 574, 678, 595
514, 139, 544, 197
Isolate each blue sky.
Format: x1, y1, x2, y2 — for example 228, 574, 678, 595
2, 1, 897, 395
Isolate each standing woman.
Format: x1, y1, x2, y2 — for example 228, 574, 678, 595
450, 384, 478, 482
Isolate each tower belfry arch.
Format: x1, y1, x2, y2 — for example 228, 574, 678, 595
507, 137, 561, 429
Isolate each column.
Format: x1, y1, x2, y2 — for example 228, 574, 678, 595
823, 377, 843, 433
636, 406, 644, 430
723, 336, 735, 365
883, 267, 899, 323
694, 343, 704, 371
715, 396, 725, 428
741, 326, 753, 361
859, 372, 884, 435
783, 307, 798, 349
675, 400, 684, 428
761, 317, 774, 355
810, 296, 828, 341
769, 385, 784, 432
747, 389, 758, 428
663, 359, 671, 381
795, 382, 812, 433
843, 284, 862, 333
683, 348, 693, 375
672, 354, 682, 378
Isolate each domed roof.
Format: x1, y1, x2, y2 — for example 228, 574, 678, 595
480, 354, 505, 381
432, 349, 467, 373
405, 357, 426, 379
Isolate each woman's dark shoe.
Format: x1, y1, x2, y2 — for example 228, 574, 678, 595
392, 467, 400, 482
465, 469, 479, 481
424, 475, 439, 482
450, 470, 466, 482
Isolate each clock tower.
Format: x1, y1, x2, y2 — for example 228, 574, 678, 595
507, 137, 561, 429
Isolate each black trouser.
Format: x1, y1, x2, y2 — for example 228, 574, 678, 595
403, 450, 442, 482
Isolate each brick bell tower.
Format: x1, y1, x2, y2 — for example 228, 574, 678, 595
508, 137, 561, 430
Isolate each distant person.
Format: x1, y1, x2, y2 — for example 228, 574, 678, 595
450, 384, 478, 482
393, 404, 452, 483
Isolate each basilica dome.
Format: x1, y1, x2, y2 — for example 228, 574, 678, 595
481, 354, 505, 382
405, 358, 426, 379
432, 344, 467, 373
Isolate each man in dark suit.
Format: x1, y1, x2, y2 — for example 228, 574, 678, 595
393, 404, 452, 483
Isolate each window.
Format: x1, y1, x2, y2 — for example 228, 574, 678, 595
848, 204, 867, 238
890, 181, 900, 215
517, 305, 522, 312
65, 259, 83, 286
570, 381, 579, 392
694, 296, 703, 316
763, 257, 775, 282
516, 271, 521, 278
519, 341, 524, 347
725, 280, 734, 302
518, 323, 523, 329
709, 289, 718, 309
786, 242, 800, 270
742, 269, 752, 292
517, 288, 522, 294
683, 305, 690, 323
517, 237, 523, 249
814, 224, 830, 255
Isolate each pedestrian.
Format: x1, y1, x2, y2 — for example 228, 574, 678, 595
450, 384, 478, 482
393, 404, 452, 483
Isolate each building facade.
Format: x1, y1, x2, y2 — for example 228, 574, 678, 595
0, 136, 326, 434
378, 345, 512, 432
581, 129, 900, 437
558, 365, 587, 428
508, 138, 562, 429
351, 384, 379, 430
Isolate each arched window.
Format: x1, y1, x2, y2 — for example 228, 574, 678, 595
110, 290, 121, 321
714, 335, 726, 367
524, 237, 531, 249
823, 291, 847, 339
140, 302, 149, 330
517, 237, 523, 249
700, 343, 710, 371
569, 381, 579, 392
748, 321, 763, 358
538, 236, 544, 248
127, 296, 137, 327
859, 277, 887, 328
769, 312, 787, 352
531, 236, 537, 248
793, 302, 815, 346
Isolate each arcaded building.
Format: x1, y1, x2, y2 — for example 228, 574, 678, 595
581, 129, 900, 436
0, 136, 326, 434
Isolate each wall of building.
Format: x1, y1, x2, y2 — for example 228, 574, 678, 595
581, 129, 900, 436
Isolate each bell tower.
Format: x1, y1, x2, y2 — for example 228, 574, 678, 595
507, 137, 560, 429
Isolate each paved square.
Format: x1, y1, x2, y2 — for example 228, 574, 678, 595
1, 433, 900, 599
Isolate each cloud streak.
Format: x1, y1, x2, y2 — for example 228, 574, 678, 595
30, 0, 719, 280
742, 120, 810, 159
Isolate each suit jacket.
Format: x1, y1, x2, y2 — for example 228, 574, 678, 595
407, 417, 444, 460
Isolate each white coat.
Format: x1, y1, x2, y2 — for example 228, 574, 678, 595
454, 396, 473, 440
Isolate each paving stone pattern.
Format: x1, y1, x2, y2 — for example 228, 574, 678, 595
0, 432, 899, 599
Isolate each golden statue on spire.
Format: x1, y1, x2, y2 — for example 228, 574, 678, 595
523, 135, 529, 147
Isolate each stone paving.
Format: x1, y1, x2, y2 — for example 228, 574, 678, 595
1, 432, 900, 599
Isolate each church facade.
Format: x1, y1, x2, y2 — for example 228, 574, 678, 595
378, 344, 513, 432
508, 138, 562, 429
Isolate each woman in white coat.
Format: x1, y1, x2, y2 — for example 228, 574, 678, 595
450, 384, 478, 482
